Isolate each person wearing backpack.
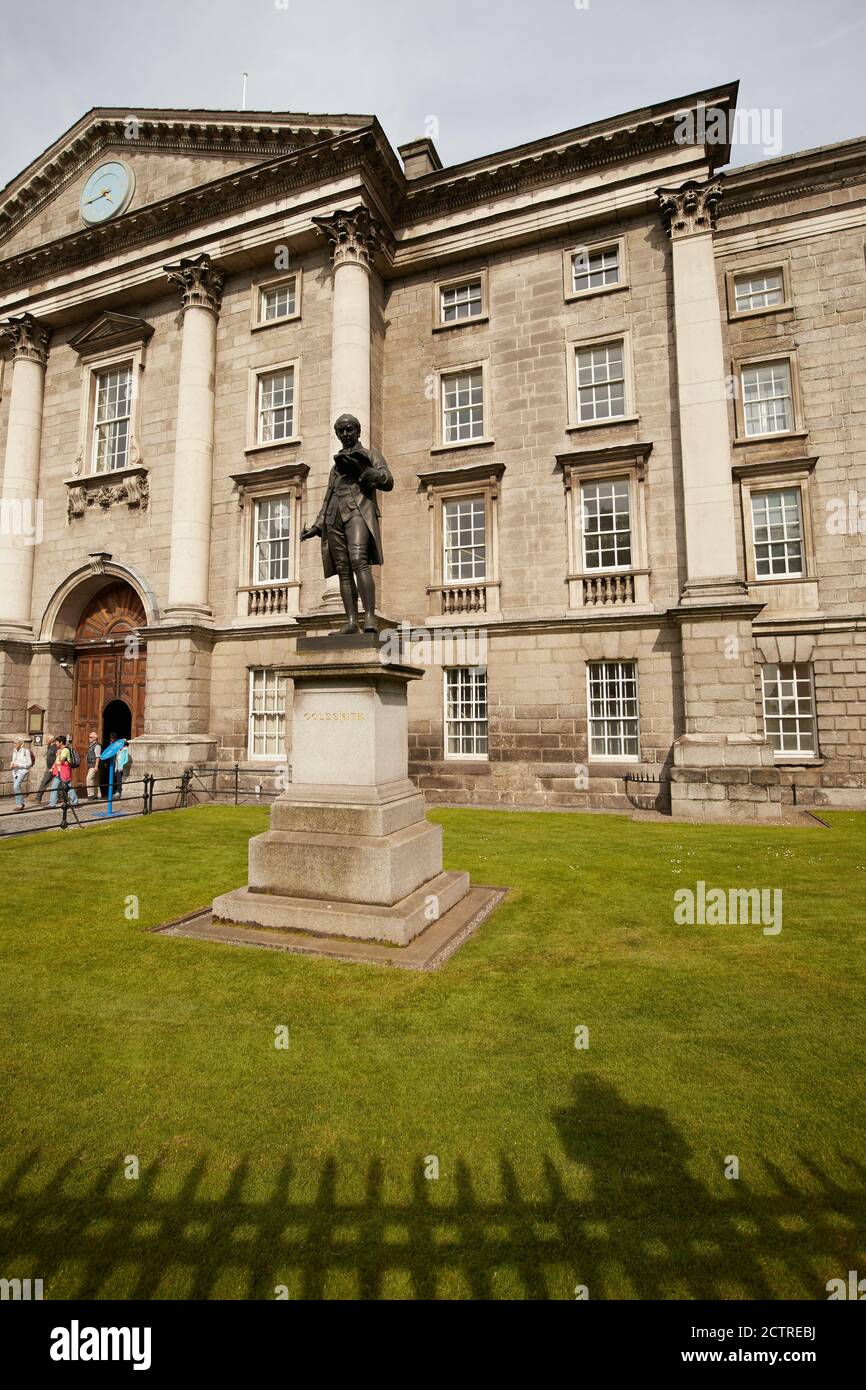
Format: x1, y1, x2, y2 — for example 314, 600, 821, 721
48, 735, 80, 808
34, 736, 60, 803
85, 730, 102, 799
10, 738, 35, 810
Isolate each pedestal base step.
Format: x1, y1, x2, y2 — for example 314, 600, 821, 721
213, 868, 471, 946
156, 885, 506, 970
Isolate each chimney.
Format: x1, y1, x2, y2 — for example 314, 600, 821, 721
398, 137, 443, 179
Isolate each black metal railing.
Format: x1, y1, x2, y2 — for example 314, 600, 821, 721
0, 772, 196, 836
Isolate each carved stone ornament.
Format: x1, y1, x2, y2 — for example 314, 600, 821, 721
311, 206, 385, 270
0, 312, 51, 365
164, 251, 225, 315
66, 467, 149, 522
657, 180, 723, 239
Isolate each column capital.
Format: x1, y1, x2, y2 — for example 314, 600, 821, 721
657, 179, 723, 239
0, 312, 51, 366
312, 206, 386, 270
164, 252, 225, 316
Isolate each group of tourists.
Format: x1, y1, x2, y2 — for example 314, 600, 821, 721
8, 730, 130, 811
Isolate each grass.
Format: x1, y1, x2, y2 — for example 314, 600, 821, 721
1, 802, 864, 1300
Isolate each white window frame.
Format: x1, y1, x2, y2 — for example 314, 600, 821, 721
726, 261, 791, 319
433, 360, 492, 451
580, 475, 633, 572
247, 667, 288, 760
253, 493, 293, 585
434, 269, 488, 330
748, 485, 806, 580
246, 358, 301, 453
566, 332, 636, 432
761, 662, 819, 758
420, 464, 503, 619
234, 465, 306, 620
91, 361, 134, 474
736, 461, 817, 588
734, 353, 803, 442
586, 660, 640, 762
74, 344, 146, 478
443, 666, 489, 761
563, 236, 628, 302
252, 271, 302, 330
559, 448, 651, 609
442, 493, 487, 583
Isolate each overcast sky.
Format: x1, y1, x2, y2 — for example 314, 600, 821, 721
1, 0, 864, 189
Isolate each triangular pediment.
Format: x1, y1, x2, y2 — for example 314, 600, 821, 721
69, 312, 154, 356
0, 107, 373, 256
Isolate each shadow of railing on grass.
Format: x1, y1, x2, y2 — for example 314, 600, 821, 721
0, 1076, 861, 1299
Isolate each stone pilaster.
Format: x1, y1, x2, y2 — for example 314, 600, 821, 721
659, 182, 780, 820
0, 313, 51, 638
658, 179, 742, 600
163, 252, 223, 624
130, 256, 222, 775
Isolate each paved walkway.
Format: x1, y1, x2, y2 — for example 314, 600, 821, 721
1, 788, 150, 836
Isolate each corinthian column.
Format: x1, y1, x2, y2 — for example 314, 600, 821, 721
163, 252, 224, 622
312, 206, 384, 442
658, 179, 742, 599
0, 313, 51, 636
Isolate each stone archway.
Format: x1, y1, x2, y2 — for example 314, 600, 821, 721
71, 582, 146, 761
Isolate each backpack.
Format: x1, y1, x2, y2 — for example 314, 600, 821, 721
68, 746, 81, 769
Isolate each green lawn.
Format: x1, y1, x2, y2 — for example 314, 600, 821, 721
1, 803, 864, 1300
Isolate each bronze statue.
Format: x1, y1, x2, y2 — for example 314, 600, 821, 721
301, 414, 394, 633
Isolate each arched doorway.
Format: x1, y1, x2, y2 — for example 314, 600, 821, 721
71, 583, 146, 767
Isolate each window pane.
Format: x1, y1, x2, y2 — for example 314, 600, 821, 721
581, 477, 632, 570
572, 244, 620, 294
576, 342, 626, 422
741, 360, 792, 436
444, 667, 488, 757
587, 660, 639, 758
92, 364, 133, 473
734, 269, 784, 313
750, 487, 804, 577
248, 667, 288, 758
258, 369, 295, 442
440, 280, 483, 323
254, 494, 292, 583
761, 663, 817, 754
443, 495, 486, 581
442, 368, 484, 442
260, 279, 297, 322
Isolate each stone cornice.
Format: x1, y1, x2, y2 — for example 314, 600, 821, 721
0, 125, 399, 294
0, 89, 742, 294
719, 137, 866, 219
0, 110, 372, 249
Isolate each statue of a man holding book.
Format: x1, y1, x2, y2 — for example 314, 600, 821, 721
301, 414, 394, 633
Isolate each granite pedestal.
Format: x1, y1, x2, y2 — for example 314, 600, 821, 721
212, 634, 475, 946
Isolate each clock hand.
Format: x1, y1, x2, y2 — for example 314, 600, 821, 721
84, 189, 112, 206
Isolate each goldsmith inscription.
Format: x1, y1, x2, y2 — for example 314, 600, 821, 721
304, 711, 366, 721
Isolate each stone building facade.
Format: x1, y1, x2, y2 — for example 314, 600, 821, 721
0, 85, 864, 821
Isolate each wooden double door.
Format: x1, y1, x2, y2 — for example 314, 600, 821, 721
71, 583, 146, 766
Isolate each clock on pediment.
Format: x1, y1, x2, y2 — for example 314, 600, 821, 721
79, 160, 135, 225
